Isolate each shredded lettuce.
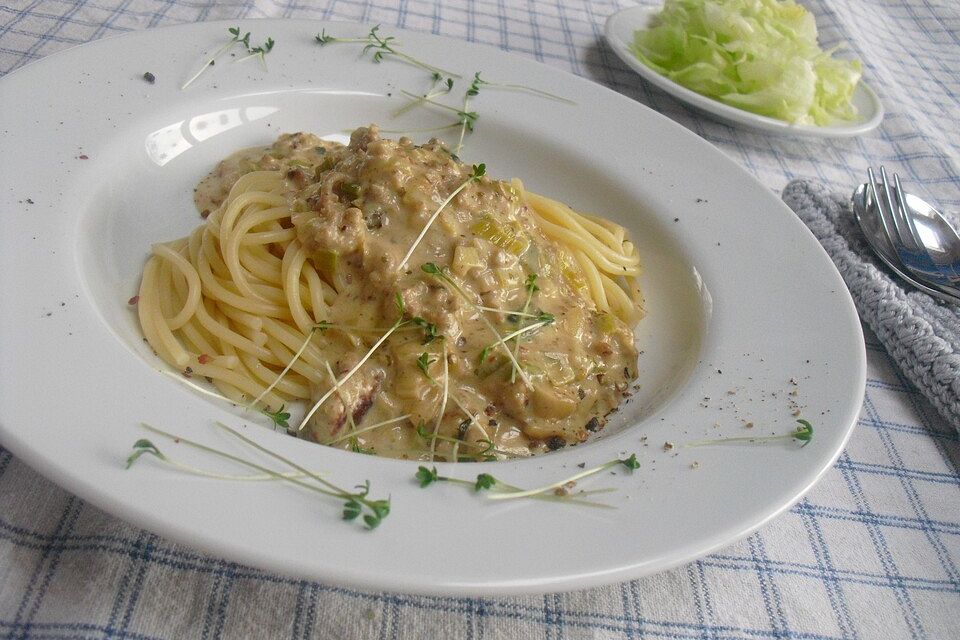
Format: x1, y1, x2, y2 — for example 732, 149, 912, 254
630, 0, 862, 125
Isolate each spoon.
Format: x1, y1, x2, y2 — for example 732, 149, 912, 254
903, 191, 960, 279
852, 183, 960, 305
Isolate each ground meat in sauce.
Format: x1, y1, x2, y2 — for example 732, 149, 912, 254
196, 125, 640, 460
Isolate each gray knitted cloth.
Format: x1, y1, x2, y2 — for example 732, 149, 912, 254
782, 179, 960, 431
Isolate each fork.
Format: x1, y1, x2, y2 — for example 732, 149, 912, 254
867, 167, 960, 286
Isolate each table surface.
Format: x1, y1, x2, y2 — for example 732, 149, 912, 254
1, 1, 959, 639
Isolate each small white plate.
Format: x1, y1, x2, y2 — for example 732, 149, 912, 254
0, 19, 865, 595
605, 5, 884, 138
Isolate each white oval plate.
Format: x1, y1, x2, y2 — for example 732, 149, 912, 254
605, 5, 884, 138
0, 19, 865, 595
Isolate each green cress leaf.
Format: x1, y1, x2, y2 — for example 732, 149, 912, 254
315, 29, 336, 45
412, 317, 439, 344
126, 439, 163, 468
350, 439, 371, 455
474, 473, 496, 491
794, 419, 814, 446
619, 454, 640, 470
467, 72, 483, 96
417, 352, 436, 377
416, 466, 439, 487
415, 422, 432, 439
261, 404, 291, 430
457, 111, 478, 132
369, 499, 391, 519
355, 479, 371, 497
525, 273, 539, 294
342, 499, 362, 521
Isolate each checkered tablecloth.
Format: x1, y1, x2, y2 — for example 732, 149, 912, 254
2, 1, 959, 638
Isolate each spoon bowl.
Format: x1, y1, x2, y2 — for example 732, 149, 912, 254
905, 192, 960, 268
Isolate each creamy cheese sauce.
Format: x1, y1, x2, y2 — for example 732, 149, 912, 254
195, 126, 638, 459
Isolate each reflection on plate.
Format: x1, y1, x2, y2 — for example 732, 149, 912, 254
605, 5, 884, 138
0, 19, 864, 595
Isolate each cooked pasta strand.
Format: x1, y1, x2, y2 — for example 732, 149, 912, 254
137, 132, 644, 461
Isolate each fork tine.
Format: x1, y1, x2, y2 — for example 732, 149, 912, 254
880, 166, 919, 252
893, 173, 925, 249
868, 167, 900, 252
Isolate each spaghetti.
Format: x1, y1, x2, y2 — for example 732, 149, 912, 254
137, 126, 644, 459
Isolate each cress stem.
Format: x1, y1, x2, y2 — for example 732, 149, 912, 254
484, 459, 621, 500
140, 423, 344, 499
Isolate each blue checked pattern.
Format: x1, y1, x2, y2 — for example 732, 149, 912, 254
1, 1, 959, 638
